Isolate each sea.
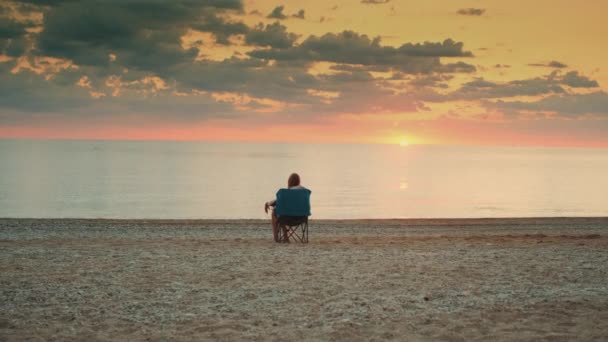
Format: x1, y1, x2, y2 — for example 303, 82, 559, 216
0, 139, 606, 219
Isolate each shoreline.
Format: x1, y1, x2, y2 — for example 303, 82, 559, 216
2, 216, 608, 224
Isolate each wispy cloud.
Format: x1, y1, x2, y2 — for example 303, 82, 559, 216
456, 8, 485, 16
361, 0, 390, 4
529, 60, 568, 68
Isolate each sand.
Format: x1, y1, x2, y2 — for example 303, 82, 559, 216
1, 217, 608, 341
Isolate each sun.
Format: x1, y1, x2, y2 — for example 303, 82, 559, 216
399, 138, 409, 147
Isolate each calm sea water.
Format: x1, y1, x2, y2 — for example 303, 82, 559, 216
0, 139, 606, 219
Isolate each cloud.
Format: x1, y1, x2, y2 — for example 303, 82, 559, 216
13, 0, 243, 9
399, 40, 473, 57
454, 76, 565, 99
560, 71, 598, 88
266, 6, 304, 20
361, 0, 390, 4
169, 57, 316, 102
267, 5, 287, 19
0, 58, 237, 124
146, 57, 422, 119
493, 91, 608, 116
440, 61, 476, 73
456, 8, 485, 16
548, 61, 568, 68
245, 22, 299, 48
0, 12, 34, 57
248, 32, 474, 74
409, 74, 453, 88
191, 12, 248, 45
529, 60, 568, 68
30, 0, 244, 70
292, 9, 305, 19
0, 16, 28, 39
447, 71, 600, 100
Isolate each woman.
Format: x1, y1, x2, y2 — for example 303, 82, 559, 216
264, 173, 308, 242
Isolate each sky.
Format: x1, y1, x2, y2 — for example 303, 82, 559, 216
0, 0, 607, 147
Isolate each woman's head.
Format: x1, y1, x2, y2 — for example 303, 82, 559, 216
288, 173, 300, 188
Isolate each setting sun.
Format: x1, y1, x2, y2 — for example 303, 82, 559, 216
399, 139, 410, 147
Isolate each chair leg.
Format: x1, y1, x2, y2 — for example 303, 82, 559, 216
281, 225, 290, 243
276, 224, 283, 242
301, 223, 308, 243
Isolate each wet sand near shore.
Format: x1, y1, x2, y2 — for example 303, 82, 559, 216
1, 218, 608, 341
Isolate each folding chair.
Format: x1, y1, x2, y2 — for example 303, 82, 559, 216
277, 216, 309, 243
274, 188, 311, 243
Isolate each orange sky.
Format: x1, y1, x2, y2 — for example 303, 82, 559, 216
0, 0, 607, 146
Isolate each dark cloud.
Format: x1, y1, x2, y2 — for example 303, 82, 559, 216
0, 60, 92, 113
330, 64, 389, 73
448, 71, 600, 100
0, 14, 34, 56
440, 61, 476, 73
560, 71, 598, 88
410, 70, 603, 106
245, 22, 298, 48
31, 1, 244, 70
0, 16, 28, 39
292, 9, 305, 19
454, 76, 561, 100
548, 61, 568, 68
267, 5, 287, 19
248, 32, 474, 74
361, 0, 390, 4
493, 91, 608, 116
321, 69, 375, 84
171, 57, 316, 102
409, 74, 453, 88
398, 40, 473, 57
457, 8, 485, 16
11, 0, 79, 6
164, 56, 428, 117
191, 12, 248, 45
529, 60, 568, 68
265, 7, 305, 20
0, 58, 238, 123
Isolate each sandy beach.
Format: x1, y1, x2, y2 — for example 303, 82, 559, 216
1, 218, 607, 341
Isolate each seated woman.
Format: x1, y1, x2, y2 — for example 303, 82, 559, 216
264, 173, 310, 242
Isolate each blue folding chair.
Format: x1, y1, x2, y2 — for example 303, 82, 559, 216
275, 188, 311, 243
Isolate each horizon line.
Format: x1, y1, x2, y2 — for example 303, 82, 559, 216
1, 217, 607, 222
1, 137, 606, 149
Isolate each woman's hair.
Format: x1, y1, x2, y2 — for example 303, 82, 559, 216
287, 173, 301, 187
